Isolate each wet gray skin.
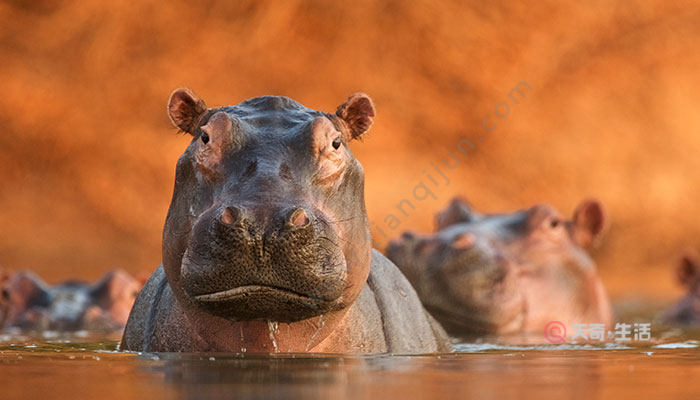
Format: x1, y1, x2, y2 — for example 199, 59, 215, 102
164, 94, 368, 322
1, 270, 140, 332
121, 89, 449, 353
387, 197, 614, 337
664, 253, 700, 325
387, 230, 525, 334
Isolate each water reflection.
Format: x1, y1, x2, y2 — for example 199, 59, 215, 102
143, 345, 700, 400
2, 332, 700, 399
148, 354, 357, 399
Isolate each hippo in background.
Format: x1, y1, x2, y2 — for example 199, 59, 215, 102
664, 252, 700, 325
1, 269, 142, 333
386, 197, 614, 338
0, 268, 12, 327
122, 88, 449, 353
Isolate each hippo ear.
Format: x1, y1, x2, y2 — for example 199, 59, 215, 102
88, 270, 141, 327
168, 88, 208, 134
435, 197, 474, 231
0, 269, 12, 307
7, 271, 48, 302
336, 93, 375, 140
572, 199, 606, 247
0, 269, 11, 288
677, 253, 700, 287
90, 270, 140, 307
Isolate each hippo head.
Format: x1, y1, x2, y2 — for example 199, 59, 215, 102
1, 269, 141, 332
386, 229, 525, 334
389, 197, 612, 335
162, 89, 375, 323
434, 198, 607, 269
440, 198, 612, 330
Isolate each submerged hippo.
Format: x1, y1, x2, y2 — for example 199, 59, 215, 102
386, 197, 613, 337
664, 253, 700, 325
0, 269, 12, 326
1, 269, 141, 332
121, 89, 449, 353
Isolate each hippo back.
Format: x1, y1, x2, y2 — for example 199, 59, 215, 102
366, 250, 451, 353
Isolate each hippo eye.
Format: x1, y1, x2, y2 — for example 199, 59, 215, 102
550, 218, 560, 228
1, 288, 9, 301
332, 137, 342, 150
201, 132, 210, 144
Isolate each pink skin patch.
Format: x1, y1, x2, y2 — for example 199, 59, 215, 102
311, 117, 346, 184
452, 233, 476, 250
196, 112, 234, 180
289, 209, 310, 228
221, 207, 239, 225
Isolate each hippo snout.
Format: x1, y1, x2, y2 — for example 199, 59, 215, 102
180, 203, 348, 322
219, 205, 311, 228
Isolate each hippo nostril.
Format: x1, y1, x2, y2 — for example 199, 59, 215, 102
221, 206, 243, 225
492, 265, 508, 284
401, 232, 416, 241
452, 233, 475, 250
288, 208, 310, 228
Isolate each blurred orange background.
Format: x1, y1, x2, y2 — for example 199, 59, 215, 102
1, 0, 698, 303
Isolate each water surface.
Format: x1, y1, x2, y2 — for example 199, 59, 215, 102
2, 325, 700, 400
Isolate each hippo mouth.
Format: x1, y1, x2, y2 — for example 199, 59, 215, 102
194, 284, 324, 303
189, 282, 343, 323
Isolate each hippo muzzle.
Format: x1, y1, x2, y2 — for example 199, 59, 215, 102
180, 202, 347, 322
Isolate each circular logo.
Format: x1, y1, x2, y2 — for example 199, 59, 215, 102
544, 321, 567, 343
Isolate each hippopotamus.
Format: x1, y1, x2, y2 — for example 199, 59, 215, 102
0, 268, 12, 327
1, 269, 141, 332
386, 197, 614, 337
664, 252, 700, 325
121, 88, 449, 353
